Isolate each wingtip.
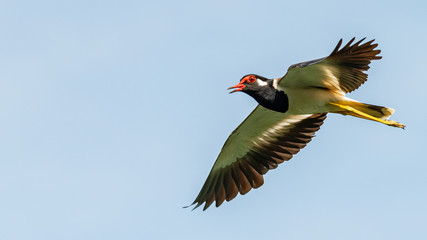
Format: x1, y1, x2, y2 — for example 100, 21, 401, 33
182, 203, 193, 210
202, 201, 214, 211
183, 201, 202, 211
331, 38, 343, 55
354, 37, 366, 46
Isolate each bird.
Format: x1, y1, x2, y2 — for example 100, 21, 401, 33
187, 38, 405, 211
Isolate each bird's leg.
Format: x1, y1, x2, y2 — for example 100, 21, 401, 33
328, 102, 405, 129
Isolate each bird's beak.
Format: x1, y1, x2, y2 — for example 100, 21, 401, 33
227, 83, 245, 94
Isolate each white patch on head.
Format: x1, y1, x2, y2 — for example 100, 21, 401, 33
256, 79, 268, 86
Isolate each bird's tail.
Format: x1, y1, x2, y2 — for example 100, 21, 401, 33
329, 100, 405, 129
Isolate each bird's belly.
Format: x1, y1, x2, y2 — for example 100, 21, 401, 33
284, 87, 344, 115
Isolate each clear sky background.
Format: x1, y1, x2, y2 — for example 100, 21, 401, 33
0, 0, 426, 239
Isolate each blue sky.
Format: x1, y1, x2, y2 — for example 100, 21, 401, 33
0, 0, 426, 239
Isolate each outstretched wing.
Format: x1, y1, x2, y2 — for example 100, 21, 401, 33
280, 38, 382, 93
189, 105, 326, 210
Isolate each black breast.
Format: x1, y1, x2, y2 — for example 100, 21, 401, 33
253, 89, 289, 113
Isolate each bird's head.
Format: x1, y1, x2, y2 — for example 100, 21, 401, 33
227, 74, 288, 113
227, 74, 270, 94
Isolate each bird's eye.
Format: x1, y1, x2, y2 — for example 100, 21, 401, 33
248, 76, 256, 83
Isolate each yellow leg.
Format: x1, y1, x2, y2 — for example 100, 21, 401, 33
329, 102, 405, 129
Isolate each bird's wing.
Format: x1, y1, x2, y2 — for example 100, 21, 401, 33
189, 105, 326, 210
279, 38, 382, 93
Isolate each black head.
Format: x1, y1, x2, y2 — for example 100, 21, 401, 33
228, 74, 288, 113
227, 74, 270, 94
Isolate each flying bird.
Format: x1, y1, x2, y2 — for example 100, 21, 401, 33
188, 38, 404, 211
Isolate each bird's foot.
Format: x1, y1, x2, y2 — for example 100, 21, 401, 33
385, 120, 405, 129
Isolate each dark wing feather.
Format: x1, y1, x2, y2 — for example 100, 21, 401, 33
188, 106, 326, 210
280, 38, 382, 93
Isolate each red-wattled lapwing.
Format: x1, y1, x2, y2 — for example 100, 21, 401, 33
187, 38, 405, 211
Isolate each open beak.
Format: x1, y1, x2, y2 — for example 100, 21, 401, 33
227, 83, 245, 94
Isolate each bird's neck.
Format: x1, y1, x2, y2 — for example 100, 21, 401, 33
249, 81, 289, 113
